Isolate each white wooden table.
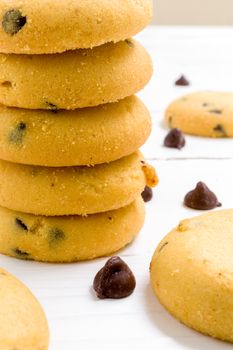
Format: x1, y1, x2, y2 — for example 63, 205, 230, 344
1, 26, 233, 350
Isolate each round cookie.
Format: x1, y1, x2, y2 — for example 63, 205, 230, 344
0, 39, 152, 110
0, 96, 151, 167
0, 152, 148, 216
0, 268, 49, 349
150, 210, 233, 342
0, 0, 153, 54
0, 197, 145, 263
165, 91, 233, 137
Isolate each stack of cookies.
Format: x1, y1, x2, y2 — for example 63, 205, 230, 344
0, 0, 157, 262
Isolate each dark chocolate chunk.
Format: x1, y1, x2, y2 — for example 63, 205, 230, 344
209, 109, 222, 114
93, 256, 136, 299
202, 103, 209, 107
2, 9, 26, 35
141, 186, 153, 202
45, 101, 58, 113
13, 248, 31, 260
184, 181, 221, 210
15, 218, 28, 231
125, 39, 134, 47
8, 122, 26, 144
175, 75, 190, 86
213, 124, 227, 137
164, 128, 185, 150
1, 81, 12, 88
49, 227, 65, 246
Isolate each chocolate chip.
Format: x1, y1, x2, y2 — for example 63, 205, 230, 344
125, 39, 134, 47
49, 227, 65, 246
203, 103, 209, 107
184, 181, 222, 210
1, 81, 12, 88
213, 124, 227, 137
209, 109, 222, 114
19, 122, 26, 130
12, 248, 31, 260
175, 75, 190, 86
93, 256, 136, 299
2, 9, 26, 35
45, 101, 58, 113
164, 128, 185, 150
141, 186, 153, 202
15, 218, 28, 231
8, 122, 26, 144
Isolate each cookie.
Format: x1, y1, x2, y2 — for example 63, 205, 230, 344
0, 96, 151, 167
0, 39, 152, 110
0, 152, 150, 216
165, 91, 233, 137
0, 197, 144, 263
150, 210, 233, 342
0, 0, 153, 54
0, 267, 49, 349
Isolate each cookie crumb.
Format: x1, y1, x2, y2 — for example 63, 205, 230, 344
141, 162, 159, 188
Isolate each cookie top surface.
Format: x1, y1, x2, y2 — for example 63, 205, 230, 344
165, 91, 233, 137
0, 39, 152, 110
151, 209, 233, 342
0, 96, 151, 167
0, 0, 153, 54
0, 267, 49, 349
153, 210, 233, 273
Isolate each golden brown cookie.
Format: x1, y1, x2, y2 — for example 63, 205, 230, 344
150, 210, 233, 342
0, 96, 151, 166
0, 152, 147, 216
0, 39, 152, 110
0, 0, 153, 54
165, 91, 233, 137
0, 267, 49, 349
0, 197, 144, 263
